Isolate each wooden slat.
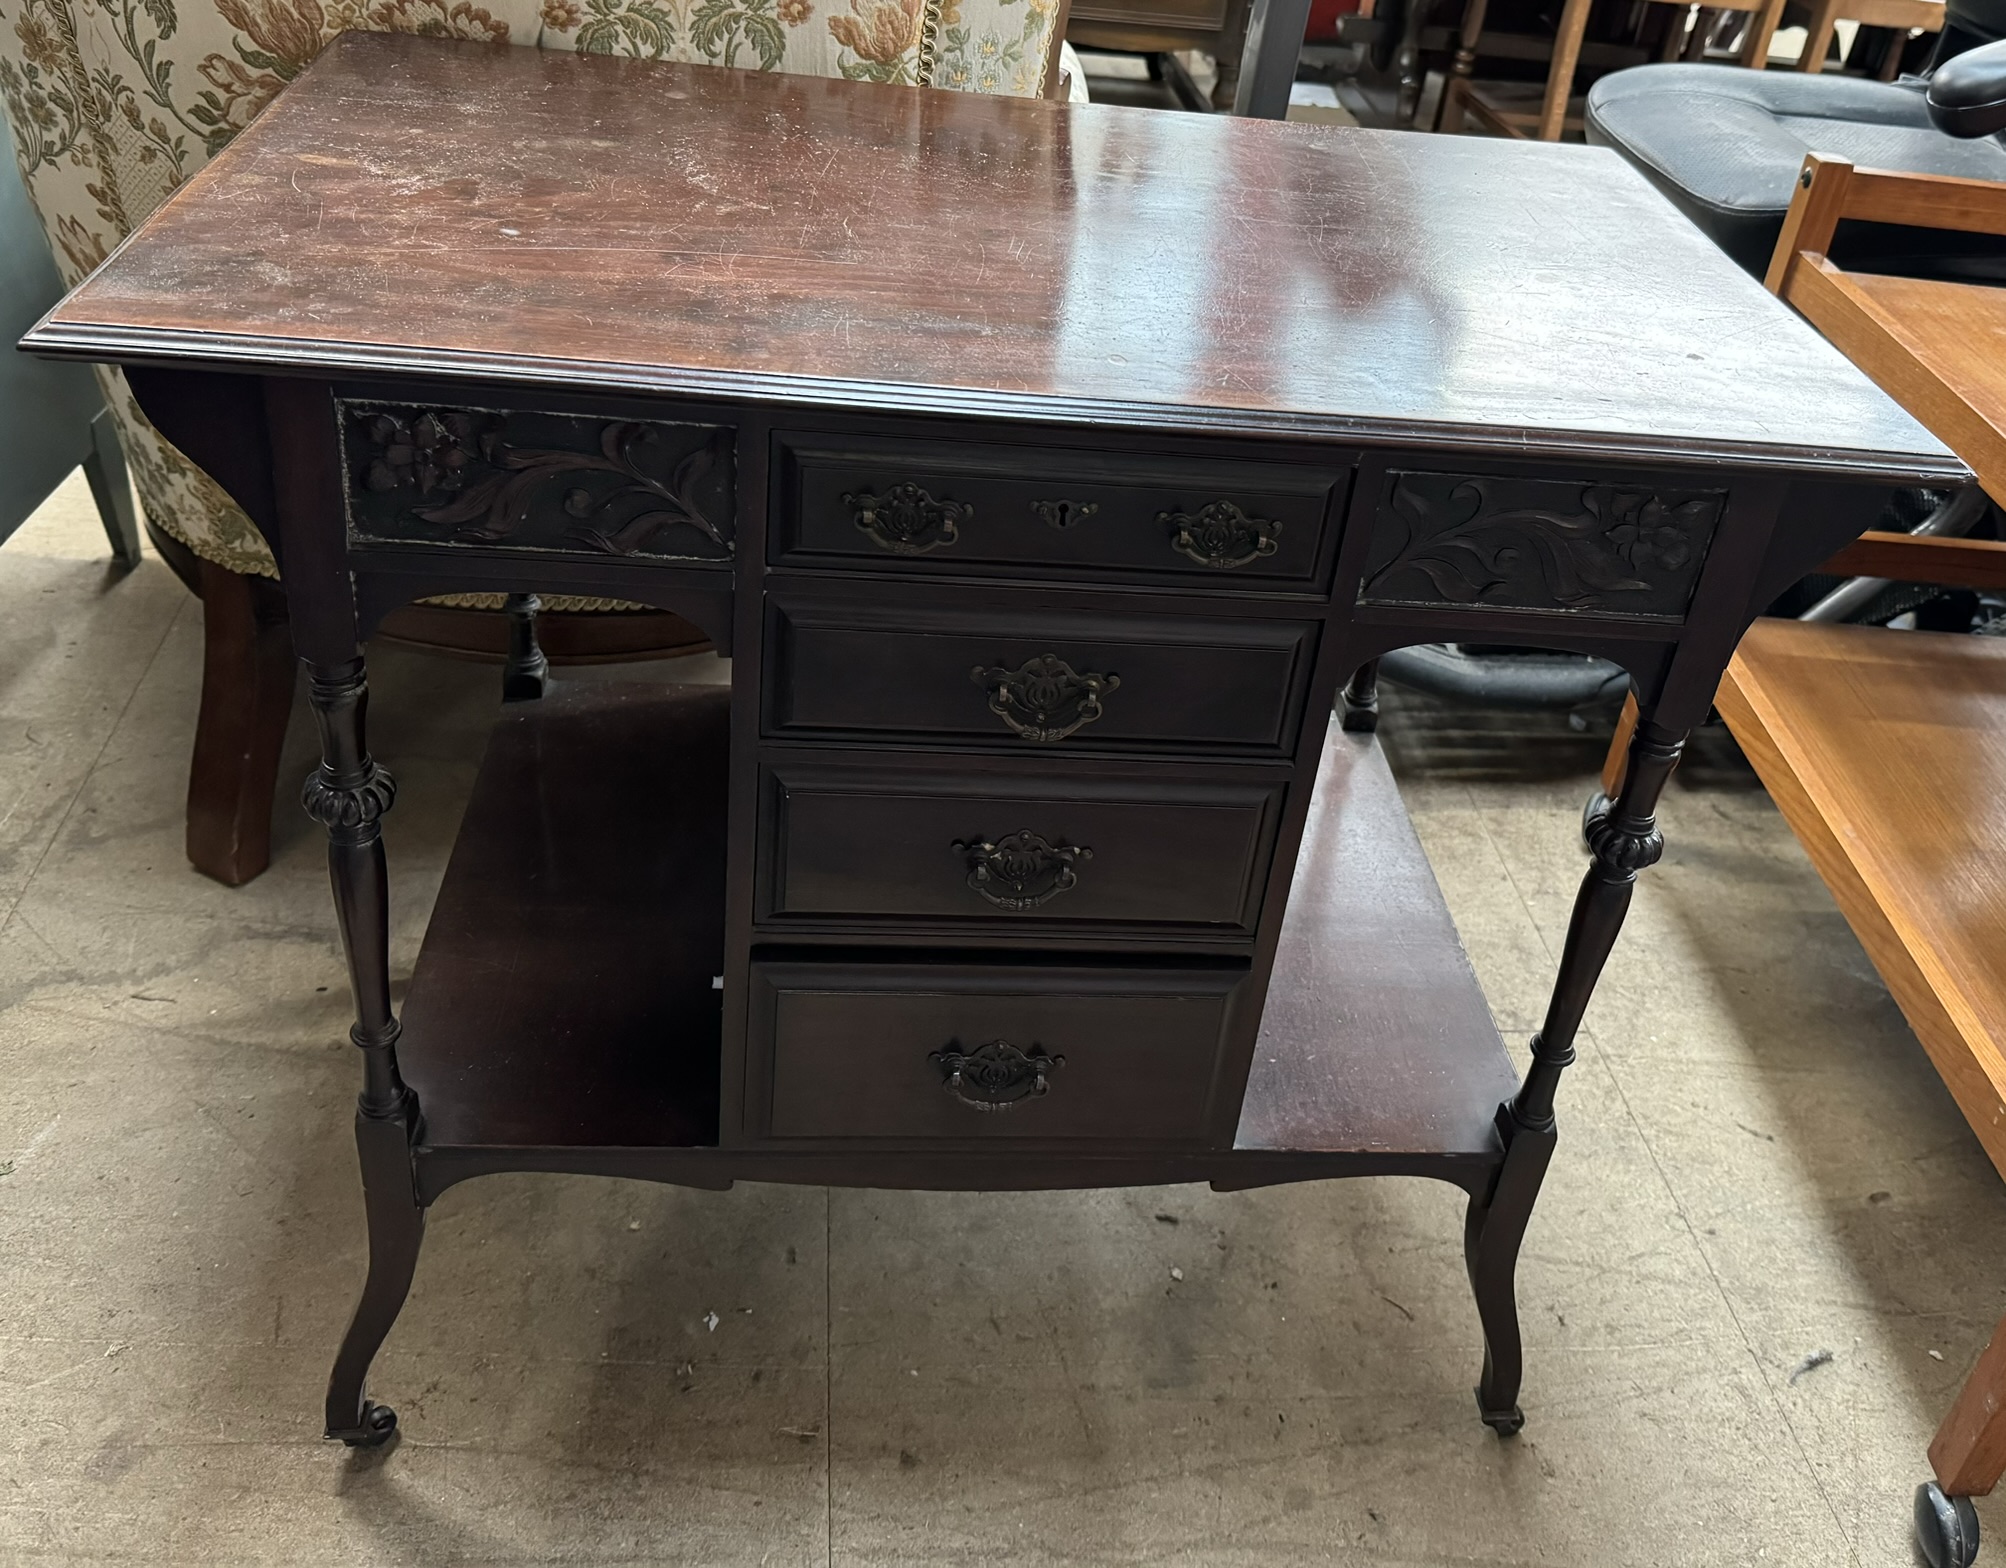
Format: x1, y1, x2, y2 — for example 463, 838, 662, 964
1788, 258, 2006, 505
1716, 619, 2006, 1183
1848, 168, 2006, 238
1819, 531, 2006, 590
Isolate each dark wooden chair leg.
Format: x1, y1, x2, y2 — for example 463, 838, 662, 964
82, 409, 141, 569
501, 591, 549, 703
1340, 658, 1381, 732
304, 656, 425, 1448
187, 556, 296, 886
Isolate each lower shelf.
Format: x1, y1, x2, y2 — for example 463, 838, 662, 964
399, 682, 729, 1151
397, 685, 1521, 1196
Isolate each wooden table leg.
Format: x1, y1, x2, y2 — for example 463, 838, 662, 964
304, 655, 425, 1449
1434, 0, 1490, 133
1474, 709, 1687, 1433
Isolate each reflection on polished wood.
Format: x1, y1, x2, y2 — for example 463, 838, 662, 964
35, 31, 1948, 473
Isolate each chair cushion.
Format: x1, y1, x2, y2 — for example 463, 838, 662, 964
1586, 64, 2006, 280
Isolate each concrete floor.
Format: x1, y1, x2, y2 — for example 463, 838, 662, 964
4, 472, 2004, 1567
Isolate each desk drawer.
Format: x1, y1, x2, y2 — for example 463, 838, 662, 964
764, 592, 1318, 758
775, 433, 1346, 589
758, 755, 1282, 938
751, 959, 1244, 1142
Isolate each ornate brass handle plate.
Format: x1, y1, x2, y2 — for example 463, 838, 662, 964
1160, 500, 1282, 569
953, 830, 1091, 910
930, 1039, 1065, 1111
970, 654, 1120, 743
845, 482, 969, 555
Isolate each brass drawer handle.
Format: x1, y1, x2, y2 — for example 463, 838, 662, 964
970, 654, 1120, 743
845, 482, 968, 555
953, 830, 1092, 910
1031, 498, 1099, 530
1161, 500, 1282, 569
930, 1038, 1065, 1111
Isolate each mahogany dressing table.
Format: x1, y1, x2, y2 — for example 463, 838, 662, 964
24, 30, 1962, 1450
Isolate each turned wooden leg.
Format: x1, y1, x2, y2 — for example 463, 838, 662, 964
304, 657, 424, 1448
1474, 713, 1685, 1433
1517, 714, 1684, 1131
1434, 0, 1490, 131
188, 558, 296, 886
501, 591, 549, 703
1340, 658, 1382, 732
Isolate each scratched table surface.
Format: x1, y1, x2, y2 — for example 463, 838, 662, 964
34, 31, 1951, 477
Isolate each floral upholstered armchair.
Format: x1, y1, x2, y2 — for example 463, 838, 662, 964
0, 0, 1075, 883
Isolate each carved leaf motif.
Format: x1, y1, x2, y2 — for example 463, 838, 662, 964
349, 406, 731, 558
1365, 476, 1719, 614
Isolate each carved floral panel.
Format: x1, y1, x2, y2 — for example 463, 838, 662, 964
1358, 470, 1726, 621
340, 401, 736, 563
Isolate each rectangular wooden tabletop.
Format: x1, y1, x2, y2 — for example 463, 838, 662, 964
30, 31, 1955, 477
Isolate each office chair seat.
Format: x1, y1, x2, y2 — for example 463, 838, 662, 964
1586, 64, 2006, 279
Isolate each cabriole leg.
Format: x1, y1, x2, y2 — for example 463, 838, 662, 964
325, 1113, 424, 1447
1464, 1108, 1555, 1434
302, 657, 423, 1448
1473, 714, 1686, 1433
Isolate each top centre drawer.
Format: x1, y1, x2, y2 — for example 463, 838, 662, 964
773, 432, 1350, 591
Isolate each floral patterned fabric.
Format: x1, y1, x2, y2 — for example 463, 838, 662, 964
0, 0, 1062, 575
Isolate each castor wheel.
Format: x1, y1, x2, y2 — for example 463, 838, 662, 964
1476, 1391, 1524, 1437
334, 1402, 399, 1449
1915, 1481, 1980, 1568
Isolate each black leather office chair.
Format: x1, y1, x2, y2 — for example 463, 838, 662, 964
1585, 26, 2006, 280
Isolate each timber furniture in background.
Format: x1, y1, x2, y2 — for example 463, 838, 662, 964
1599, 155, 2006, 1568
1794, 0, 1945, 75
1067, 0, 1257, 108
24, 34, 1956, 1466
1437, 0, 1782, 141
